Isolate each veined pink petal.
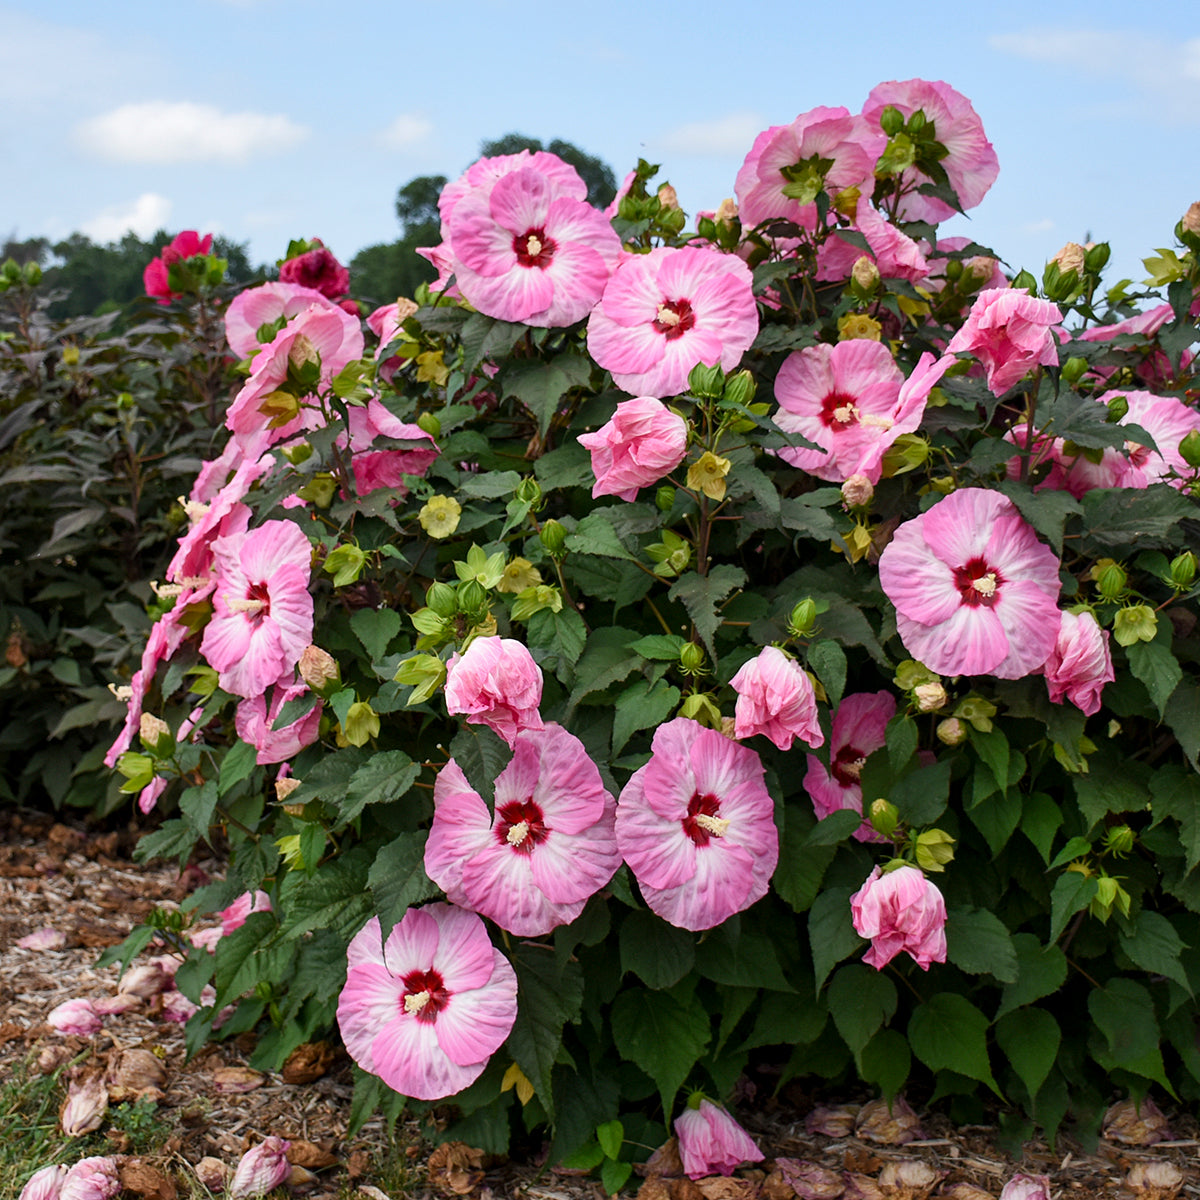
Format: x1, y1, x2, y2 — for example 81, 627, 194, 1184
897, 603, 1009, 677
433, 952, 519, 1067
371, 1013, 482, 1100
430, 902, 502, 994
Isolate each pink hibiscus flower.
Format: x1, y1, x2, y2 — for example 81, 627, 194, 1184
446, 166, 621, 327
444, 636, 544, 745
851, 864, 947, 970
730, 646, 824, 751
143, 230, 213, 304
773, 342, 949, 483
343, 397, 440, 497
878, 488, 1062, 679
235, 677, 322, 764
578, 396, 689, 501
336, 906, 518, 1101
587, 246, 758, 399
944, 288, 1063, 397
278, 238, 350, 299
735, 106, 881, 232
803, 691, 896, 842
862, 79, 999, 223
1043, 610, 1114, 717
425, 724, 620, 936
224, 281, 341, 358
675, 1099, 764, 1179
615, 718, 778, 931
815, 199, 930, 284
200, 520, 314, 699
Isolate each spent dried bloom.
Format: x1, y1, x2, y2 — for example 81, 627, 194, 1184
60, 1074, 108, 1137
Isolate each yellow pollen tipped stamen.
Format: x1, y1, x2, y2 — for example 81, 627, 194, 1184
973, 573, 998, 597
404, 990, 431, 1014
694, 813, 730, 837
506, 820, 530, 847
832, 403, 859, 424
227, 596, 267, 614
860, 413, 895, 430
526, 235, 543, 258
656, 304, 681, 327
180, 498, 209, 523
842, 756, 866, 780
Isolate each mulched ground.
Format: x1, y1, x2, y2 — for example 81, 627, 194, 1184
1, 807, 1196, 1200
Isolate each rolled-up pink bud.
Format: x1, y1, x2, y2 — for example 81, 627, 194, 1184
47, 998, 101, 1037
230, 1136, 292, 1198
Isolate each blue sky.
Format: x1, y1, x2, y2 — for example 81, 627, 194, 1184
5, 0, 1198, 289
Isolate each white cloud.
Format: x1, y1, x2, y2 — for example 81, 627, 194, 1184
990, 29, 1200, 122
75, 101, 308, 165
379, 113, 433, 149
80, 193, 172, 242
655, 112, 764, 156
1021, 218, 1055, 234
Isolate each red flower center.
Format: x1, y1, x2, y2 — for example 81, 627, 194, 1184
653, 298, 696, 341
399, 968, 451, 1024
682, 792, 727, 846
495, 799, 549, 856
820, 392, 860, 428
953, 556, 1004, 607
246, 580, 271, 623
515, 229, 556, 268
832, 744, 868, 787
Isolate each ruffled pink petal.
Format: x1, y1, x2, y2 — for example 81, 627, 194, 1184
433, 952, 519, 1067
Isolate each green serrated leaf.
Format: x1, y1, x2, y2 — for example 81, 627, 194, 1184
612, 679, 681, 756
945, 909, 1018, 982
995, 1007, 1060, 1101
619, 910, 695, 990
908, 993, 999, 1094
808, 639, 846, 707
1048, 871, 1099, 942
668, 566, 747, 658
859, 1027, 911, 1102
1120, 910, 1191, 994
809, 886, 864, 991
828, 964, 898, 1056
996, 933, 1069, 1019
218, 740, 258, 798
337, 750, 421, 829
596, 1119, 624, 1161
350, 607, 403, 663
886, 715, 918, 774
1126, 639, 1182, 719
368, 832, 439, 942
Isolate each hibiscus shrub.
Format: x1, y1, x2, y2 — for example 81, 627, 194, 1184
99, 80, 1200, 1164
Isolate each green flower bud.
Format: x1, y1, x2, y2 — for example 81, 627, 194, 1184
539, 519, 567, 557
1179, 429, 1200, 469
342, 701, 380, 747
869, 799, 899, 839
879, 105, 905, 137
515, 476, 543, 508
281, 441, 314, 465
944, 259, 964, 281
914, 828, 955, 873
1106, 394, 1129, 422
1061, 356, 1088, 385
23, 261, 42, 287
688, 362, 726, 401
723, 369, 757, 408
655, 485, 677, 513
679, 643, 706, 674
1011, 269, 1038, 293
417, 411, 442, 438
1103, 825, 1135, 856
1084, 242, 1111, 273
936, 717, 967, 746
1170, 551, 1197, 590
456, 578, 488, 614
679, 692, 723, 729
426, 581, 458, 617
1, 258, 21, 282
1112, 604, 1157, 647
787, 598, 818, 638
1094, 559, 1127, 601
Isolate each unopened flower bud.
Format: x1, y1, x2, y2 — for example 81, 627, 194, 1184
1113, 604, 1157, 647
914, 828, 955, 873
60, 1075, 108, 1137
17, 1164, 69, 1200
723, 369, 756, 407
1084, 242, 1110, 273
514, 476, 543, 507
715, 197, 739, 224
679, 692, 723, 729
879, 105, 905, 136
456, 578, 488, 614
852, 255, 881, 293
1178, 429, 1200, 468
913, 681, 948, 712
1094, 559, 1127, 600
787, 598, 817, 638
841, 474, 874, 509
298, 644, 339, 690
341, 701, 380, 747
655, 485, 676, 513
1060, 356, 1088, 385
937, 717, 967, 746
1106, 394, 1129, 422
539, 518, 567, 557
1170, 551, 1197, 590
1104, 824, 1135, 856
230, 1137, 292, 1199
679, 643, 706, 674
425, 581, 458, 618
1051, 242, 1086, 275
657, 183, 680, 211
869, 799, 899, 839
139, 713, 171, 751
416, 411, 442, 438
688, 361, 726, 400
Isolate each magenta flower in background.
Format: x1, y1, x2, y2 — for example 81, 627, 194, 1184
815, 199, 930, 284
343, 397, 440, 497
804, 691, 896, 842
235, 677, 322, 765
735, 106, 881, 232
143, 230, 213, 304
587, 246, 758, 398
425, 724, 620, 935
879, 488, 1061, 679
616, 717, 777, 931
446, 166, 621, 326
224, 280, 340, 358
229, 1136, 292, 1199
200, 519, 314, 699
851, 864, 947, 970
1043, 610, 1114, 717
444, 636, 544, 745
59, 1157, 121, 1200
674, 1099, 764, 1179
944, 288, 1062, 397
730, 646, 824, 751
773, 341, 948, 483
278, 238, 350, 299
336, 906, 518, 1100
578, 396, 689, 500
47, 998, 101, 1037
18, 1164, 69, 1200
861, 79, 999, 223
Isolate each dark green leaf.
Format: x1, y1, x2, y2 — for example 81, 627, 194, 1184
1020, 793, 1063, 865
995, 1007, 1060, 1100
890, 761, 951, 826
1126, 639, 1182, 719
350, 607, 403, 662
668, 566, 748, 659
1120, 910, 1191, 993
1079, 485, 1197, 553
808, 640, 846, 707
448, 724, 511, 807
612, 679, 681, 755
1151, 764, 1200, 872
218, 740, 258, 798
368, 832, 439, 941
908, 994, 998, 1093
695, 918, 793, 991
997, 934, 1069, 1018
1048, 871, 1098, 943
828, 964, 898, 1055
339, 750, 421, 828
619, 910, 695, 989
611, 986, 710, 1119
808, 886, 864, 991
1088, 977, 1163, 1068
859, 1028, 911, 1101
946, 909, 1018, 982
886, 715, 918, 775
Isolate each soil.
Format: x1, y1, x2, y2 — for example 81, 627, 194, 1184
1, 807, 1196, 1200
